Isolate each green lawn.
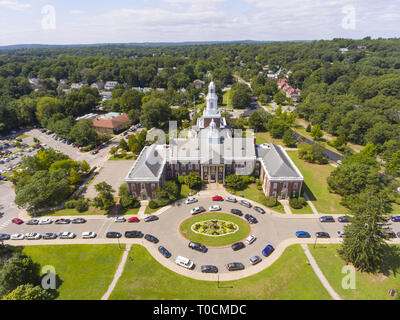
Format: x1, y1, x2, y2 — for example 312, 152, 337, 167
221, 90, 232, 110
109, 244, 332, 300
290, 202, 315, 214
287, 151, 349, 215
229, 183, 285, 214
391, 204, 400, 215
109, 153, 136, 160
309, 244, 400, 300
22, 245, 124, 300
16, 134, 30, 139
255, 132, 285, 146
118, 207, 141, 215
180, 212, 251, 246
43, 206, 107, 216
293, 125, 341, 155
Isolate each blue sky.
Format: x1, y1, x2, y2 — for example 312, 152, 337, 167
0, 0, 399, 45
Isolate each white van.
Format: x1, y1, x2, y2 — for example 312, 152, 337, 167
175, 256, 194, 269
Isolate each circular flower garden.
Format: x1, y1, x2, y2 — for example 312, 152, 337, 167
191, 219, 239, 236
180, 213, 251, 246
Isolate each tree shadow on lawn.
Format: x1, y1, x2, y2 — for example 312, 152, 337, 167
380, 245, 400, 277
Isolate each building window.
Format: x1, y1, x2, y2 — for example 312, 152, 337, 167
132, 192, 137, 197
151, 184, 155, 190
182, 172, 186, 176
272, 191, 277, 197
294, 183, 298, 190
273, 183, 277, 190
283, 183, 288, 189
175, 164, 179, 170
141, 183, 145, 190
188, 163, 192, 170
195, 164, 199, 170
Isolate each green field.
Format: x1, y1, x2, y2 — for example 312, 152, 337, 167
287, 151, 349, 215
22, 245, 124, 300
290, 202, 315, 214
309, 244, 400, 300
109, 244, 331, 300
180, 212, 251, 246
255, 132, 285, 146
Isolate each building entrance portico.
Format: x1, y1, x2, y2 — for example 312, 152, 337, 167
201, 164, 225, 183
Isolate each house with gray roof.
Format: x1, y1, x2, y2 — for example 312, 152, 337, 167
125, 82, 303, 200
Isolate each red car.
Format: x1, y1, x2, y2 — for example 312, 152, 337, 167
12, 218, 24, 225
212, 195, 223, 201
96, 146, 102, 151
128, 217, 139, 223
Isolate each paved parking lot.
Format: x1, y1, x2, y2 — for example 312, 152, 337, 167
84, 160, 135, 198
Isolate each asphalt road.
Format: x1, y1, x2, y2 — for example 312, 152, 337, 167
295, 133, 342, 163
4, 196, 396, 273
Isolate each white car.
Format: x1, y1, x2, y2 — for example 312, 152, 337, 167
209, 205, 221, 211
245, 235, 257, 245
337, 230, 345, 237
190, 206, 205, 215
114, 216, 126, 223
59, 232, 76, 239
11, 233, 25, 240
82, 232, 97, 239
38, 218, 52, 225
25, 232, 41, 240
226, 196, 237, 203
175, 256, 194, 269
185, 197, 198, 205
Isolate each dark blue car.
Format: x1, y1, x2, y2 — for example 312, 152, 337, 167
262, 245, 275, 257
391, 216, 400, 222
158, 246, 171, 258
0, 234, 10, 240
296, 231, 311, 238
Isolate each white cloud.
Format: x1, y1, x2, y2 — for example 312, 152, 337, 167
69, 10, 86, 15
0, 0, 31, 11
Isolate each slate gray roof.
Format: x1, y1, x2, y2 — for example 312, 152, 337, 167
126, 145, 166, 181
257, 144, 303, 179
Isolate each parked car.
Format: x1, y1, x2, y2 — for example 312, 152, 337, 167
144, 234, 159, 243
114, 216, 126, 223
253, 206, 265, 214
38, 218, 52, 225
244, 214, 258, 224
175, 256, 194, 269
212, 195, 223, 201
337, 230, 345, 237
0, 234, 10, 240
185, 197, 198, 204
128, 217, 140, 223
231, 242, 245, 251
125, 230, 143, 238
59, 232, 76, 239
391, 216, 400, 222
42, 233, 57, 240
26, 219, 39, 225
11, 233, 25, 240
319, 216, 335, 223
226, 262, 245, 271
316, 232, 330, 238
144, 215, 159, 222
191, 206, 206, 215
158, 246, 171, 258
262, 245, 275, 257
201, 265, 218, 273
11, 218, 24, 225
245, 235, 257, 245
296, 231, 311, 238
188, 241, 207, 253
338, 216, 350, 223
55, 218, 71, 225
239, 200, 252, 208
226, 196, 237, 203
250, 255, 262, 265
72, 218, 86, 224
25, 232, 41, 240
82, 232, 97, 239
106, 232, 121, 239
230, 208, 243, 216
385, 230, 397, 239
209, 205, 221, 211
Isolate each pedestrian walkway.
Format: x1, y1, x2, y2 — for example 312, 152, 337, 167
137, 206, 147, 219
301, 244, 342, 300
304, 193, 319, 215
280, 200, 293, 215
101, 243, 132, 300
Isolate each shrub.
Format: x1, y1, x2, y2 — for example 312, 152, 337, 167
65, 200, 76, 209
290, 197, 306, 209
75, 198, 89, 213
256, 179, 262, 185
148, 200, 159, 209
257, 185, 263, 190
265, 196, 278, 207
177, 176, 185, 184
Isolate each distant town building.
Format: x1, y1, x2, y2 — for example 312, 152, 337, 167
28, 78, 42, 91
193, 79, 206, 88
100, 91, 112, 101
104, 81, 119, 91
339, 48, 349, 53
91, 81, 105, 90
91, 112, 130, 135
